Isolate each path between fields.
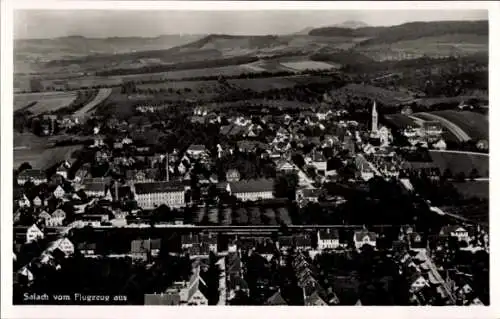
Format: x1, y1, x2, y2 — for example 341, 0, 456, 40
417, 112, 471, 142
73, 88, 112, 117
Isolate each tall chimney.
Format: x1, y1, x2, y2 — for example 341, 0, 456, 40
166, 152, 169, 182
115, 181, 119, 201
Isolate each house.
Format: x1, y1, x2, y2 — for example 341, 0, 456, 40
226, 179, 274, 201
276, 160, 295, 173
18, 266, 35, 283
200, 233, 218, 253
144, 292, 182, 305
81, 179, 108, 198
317, 229, 340, 250
26, 223, 44, 243
305, 291, 328, 306
53, 185, 66, 199
46, 237, 75, 257
296, 188, 322, 206
186, 144, 207, 159
32, 196, 42, 207
409, 273, 429, 293
133, 182, 185, 209
265, 290, 287, 305
409, 232, 427, 250
18, 194, 31, 208
164, 264, 209, 306
353, 229, 377, 249
55, 161, 71, 179
47, 209, 66, 227
77, 242, 97, 256
38, 210, 51, 223
226, 169, 241, 182
131, 238, 162, 260
17, 169, 47, 186
294, 234, 312, 251
126, 168, 159, 183
440, 225, 470, 243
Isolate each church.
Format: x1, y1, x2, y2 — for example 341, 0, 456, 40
369, 101, 392, 147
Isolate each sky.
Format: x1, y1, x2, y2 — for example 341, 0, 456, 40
14, 9, 488, 39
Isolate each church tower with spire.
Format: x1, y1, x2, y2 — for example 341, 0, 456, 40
371, 101, 379, 136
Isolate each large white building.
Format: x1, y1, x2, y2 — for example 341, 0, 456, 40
226, 179, 274, 201
17, 169, 47, 186
134, 182, 185, 209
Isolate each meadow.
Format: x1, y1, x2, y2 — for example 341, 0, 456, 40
14, 91, 78, 114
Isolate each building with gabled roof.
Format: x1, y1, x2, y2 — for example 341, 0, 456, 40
265, 290, 287, 305
353, 229, 377, 249
317, 229, 340, 250
133, 181, 185, 209
17, 169, 47, 186
227, 179, 274, 201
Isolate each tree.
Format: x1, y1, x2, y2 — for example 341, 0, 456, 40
18, 162, 32, 173
469, 168, 480, 181
455, 171, 466, 183
442, 168, 453, 181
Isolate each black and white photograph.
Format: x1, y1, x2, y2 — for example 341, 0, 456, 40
1, 1, 498, 316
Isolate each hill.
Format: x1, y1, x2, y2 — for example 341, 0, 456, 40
14, 34, 205, 73
308, 20, 488, 45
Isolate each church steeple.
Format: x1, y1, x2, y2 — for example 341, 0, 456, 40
371, 101, 378, 134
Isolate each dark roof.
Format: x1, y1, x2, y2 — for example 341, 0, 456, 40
354, 230, 377, 242
294, 234, 312, 247
82, 182, 107, 192
318, 229, 340, 240
229, 179, 274, 193
131, 239, 161, 253
134, 182, 184, 194
226, 252, 242, 276
126, 168, 159, 181
77, 242, 97, 250
144, 293, 181, 305
187, 144, 207, 152
265, 291, 287, 305
18, 169, 46, 179
181, 233, 200, 245
300, 188, 323, 198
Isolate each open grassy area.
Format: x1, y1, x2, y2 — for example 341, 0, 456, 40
14, 91, 78, 114
280, 60, 340, 71
429, 150, 489, 177
452, 180, 489, 199
431, 110, 488, 141
14, 145, 82, 170
384, 114, 419, 129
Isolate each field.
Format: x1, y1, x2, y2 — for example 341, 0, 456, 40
14, 145, 82, 170
452, 181, 489, 199
360, 34, 489, 60
74, 88, 113, 116
429, 150, 489, 177
280, 60, 340, 71
14, 91, 78, 114
430, 110, 488, 141
197, 99, 315, 111
329, 83, 414, 106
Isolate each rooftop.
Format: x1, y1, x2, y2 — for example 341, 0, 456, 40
134, 181, 184, 194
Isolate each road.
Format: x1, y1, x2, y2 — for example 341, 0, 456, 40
74, 88, 113, 117
416, 113, 471, 142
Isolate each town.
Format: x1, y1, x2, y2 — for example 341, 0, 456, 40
12, 12, 489, 307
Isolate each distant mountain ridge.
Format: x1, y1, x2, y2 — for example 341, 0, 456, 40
309, 20, 488, 45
